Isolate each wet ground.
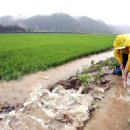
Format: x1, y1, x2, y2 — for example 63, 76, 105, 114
0, 73, 130, 130
0, 50, 130, 130
0, 50, 113, 105
84, 75, 130, 130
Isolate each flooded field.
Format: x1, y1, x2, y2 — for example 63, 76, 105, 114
0, 51, 130, 130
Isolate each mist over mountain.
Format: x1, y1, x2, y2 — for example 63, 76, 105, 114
0, 13, 130, 34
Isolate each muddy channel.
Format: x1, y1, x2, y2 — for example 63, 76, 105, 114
84, 75, 130, 130
0, 50, 130, 130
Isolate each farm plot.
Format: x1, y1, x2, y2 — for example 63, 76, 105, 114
0, 33, 115, 80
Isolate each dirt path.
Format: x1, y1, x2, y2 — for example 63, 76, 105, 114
0, 50, 113, 105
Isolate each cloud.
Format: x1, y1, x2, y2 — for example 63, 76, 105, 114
0, 0, 130, 25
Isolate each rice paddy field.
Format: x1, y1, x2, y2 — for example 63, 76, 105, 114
0, 33, 116, 80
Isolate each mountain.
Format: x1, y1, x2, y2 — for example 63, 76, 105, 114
109, 25, 130, 34
0, 16, 14, 26
0, 13, 130, 34
21, 13, 82, 32
77, 16, 112, 33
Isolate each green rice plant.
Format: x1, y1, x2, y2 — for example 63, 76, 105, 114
82, 66, 88, 74
106, 58, 118, 69
79, 74, 90, 87
0, 33, 116, 80
91, 63, 104, 85
93, 69, 104, 85
98, 57, 118, 69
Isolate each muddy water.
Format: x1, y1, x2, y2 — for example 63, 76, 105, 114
84, 75, 130, 130
1, 50, 130, 130
0, 50, 113, 105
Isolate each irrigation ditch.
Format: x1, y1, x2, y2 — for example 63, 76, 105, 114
0, 56, 130, 130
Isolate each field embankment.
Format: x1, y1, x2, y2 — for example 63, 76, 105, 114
0, 33, 116, 80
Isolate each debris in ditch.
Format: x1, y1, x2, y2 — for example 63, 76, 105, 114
0, 103, 15, 114
38, 85, 94, 129
0, 102, 24, 115
58, 77, 81, 90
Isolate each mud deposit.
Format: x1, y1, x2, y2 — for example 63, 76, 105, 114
0, 54, 130, 130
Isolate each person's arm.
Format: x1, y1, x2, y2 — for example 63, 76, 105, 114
125, 48, 130, 72
114, 49, 124, 70
122, 48, 130, 81
122, 70, 128, 82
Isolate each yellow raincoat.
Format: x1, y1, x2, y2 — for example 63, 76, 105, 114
113, 34, 130, 72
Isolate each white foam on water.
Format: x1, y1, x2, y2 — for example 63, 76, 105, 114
115, 93, 130, 102
30, 115, 49, 129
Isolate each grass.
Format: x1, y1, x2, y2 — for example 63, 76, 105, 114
0, 33, 116, 80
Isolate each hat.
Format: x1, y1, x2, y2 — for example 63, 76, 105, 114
113, 35, 127, 49
115, 46, 126, 50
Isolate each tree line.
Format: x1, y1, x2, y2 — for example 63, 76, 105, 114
0, 24, 26, 33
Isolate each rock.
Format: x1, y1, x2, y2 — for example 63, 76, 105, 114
94, 87, 104, 94
101, 77, 110, 84
0, 103, 15, 114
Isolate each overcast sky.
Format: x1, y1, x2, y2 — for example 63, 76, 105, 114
0, 0, 130, 25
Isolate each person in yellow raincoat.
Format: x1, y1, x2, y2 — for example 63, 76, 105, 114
113, 34, 130, 83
